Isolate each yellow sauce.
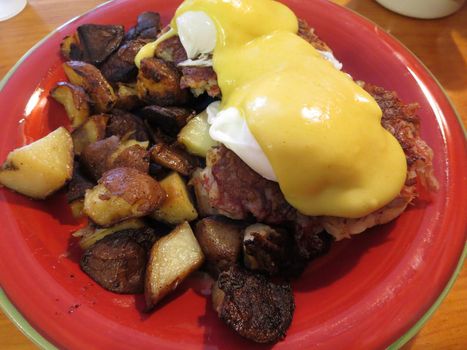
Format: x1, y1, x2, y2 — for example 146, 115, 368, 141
136, 0, 407, 218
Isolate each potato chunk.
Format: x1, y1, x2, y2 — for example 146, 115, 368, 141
178, 111, 218, 157
145, 222, 204, 309
0, 127, 73, 199
152, 172, 198, 225
50, 82, 90, 129
63, 61, 117, 112
83, 167, 165, 226
72, 114, 109, 155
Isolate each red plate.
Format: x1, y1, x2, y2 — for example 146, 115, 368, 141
0, 1, 465, 349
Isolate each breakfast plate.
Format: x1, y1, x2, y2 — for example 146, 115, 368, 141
0, 0, 465, 349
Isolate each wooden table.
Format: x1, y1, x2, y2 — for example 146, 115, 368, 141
0, 0, 465, 349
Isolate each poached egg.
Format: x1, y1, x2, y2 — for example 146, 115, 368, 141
136, 0, 407, 219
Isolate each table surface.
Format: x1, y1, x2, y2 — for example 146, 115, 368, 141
0, 0, 465, 349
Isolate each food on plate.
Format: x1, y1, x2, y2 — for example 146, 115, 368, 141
63, 61, 117, 112
50, 82, 91, 129
145, 222, 204, 308
80, 226, 159, 293
0, 127, 73, 199
151, 171, 198, 224
0, 0, 440, 345
212, 266, 294, 343
83, 167, 165, 226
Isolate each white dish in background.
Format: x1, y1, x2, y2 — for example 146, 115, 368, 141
376, 0, 465, 19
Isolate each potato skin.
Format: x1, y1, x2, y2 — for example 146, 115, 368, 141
136, 58, 188, 106
84, 167, 166, 226
106, 110, 149, 141
63, 61, 117, 113
81, 136, 120, 180
72, 114, 109, 155
50, 82, 90, 129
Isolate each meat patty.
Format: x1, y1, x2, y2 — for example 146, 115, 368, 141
212, 266, 294, 343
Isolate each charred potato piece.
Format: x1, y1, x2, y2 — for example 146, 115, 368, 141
195, 217, 243, 277
151, 172, 198, 225
66, 161, 94, 218
72, 114, 109, 155
81, 137, 149, 180
180, 66, 221, 98
178, 111, 218, 157
150, 143, 198, 176
77, 24, 124, 65
115, 83, 141, 110
63, 61, 117, 113
106, 110, 149, 141
140, 105, 194, 136
145, 222, 204, 309
80, 227, 158, 294
60, 34, 82, 61
101, 38, 150, 83
155, 35, 188, 65
50, 82, 90, 129
212, 266, 294, 344
125, 12, 161, 41
136, 58, 188, 106
74, 218, 145, 249
0, 127, 73, 199
83, 167, 166, 227
81, 136, 120, 180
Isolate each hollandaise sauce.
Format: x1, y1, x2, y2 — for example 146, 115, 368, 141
136, 0, 407, 218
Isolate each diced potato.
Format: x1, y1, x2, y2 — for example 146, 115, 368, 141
50, 82, 90, 129
60, 34, 81, 61
150, 143, 198, 176
115, 83, 141, 110
72, 114, 109, 155
145, 222, 204, 309
178, 111, 218, 157
69, 199, 85, 219
63, 61, 117, 113
0, 127, 73, 199
136, 57, 188, 106
152, 172, 198, 225
73, 218, 145, 249
83, 167, 165, 227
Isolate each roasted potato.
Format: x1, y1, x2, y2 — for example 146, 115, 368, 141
74, 218, 145, 249
190, 168, 219, 217
101, 38, 150, 83
136, 58, 188, 106
106, 110, 149, 141
195, 217, 243, 277
81, 137, 149, 180
155, 35, 187, 65
77, 24, 125, 65
125, 12, 161, 41
66, 161, 94, 218
60, 34, 81, 61
80, 227, 158, 294
145, 222, 204, 309
152, 172, 198, 225
72, 114, 109, 155
150, 143, 198, 176
178, 111, 218, 157
83, 167, 166, 227
114, 83, 141, 110
141, 105, 194, 136
50, 82, 91, 129
63, 61, 117, 113
0, 127, 73, 199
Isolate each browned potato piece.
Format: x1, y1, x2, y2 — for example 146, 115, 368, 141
106, 110, 149, 141
145, 222, 204, 309
81, 137, 149, 180
195, 217, 243, 277
60, 34, 82, 61
155, 35, 187, 64
0, 127, 74, 199
63, 61, 117, 112
140, 105, 194, 136
136, 57, 188, 106
69, 199, 85, 219
76, 24, 124, 65
101, 39, 150, 83
114, 83, 141, 110
72, 114, 109, 155
190, 168, 219, 217
152, 172, 198, 225
51, 82, 90, 129
83, 167, 166, 227
74, 218, 145, 249
66, 161, 94, 203
150, 143, 198, 176
125, 12, 161, 41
